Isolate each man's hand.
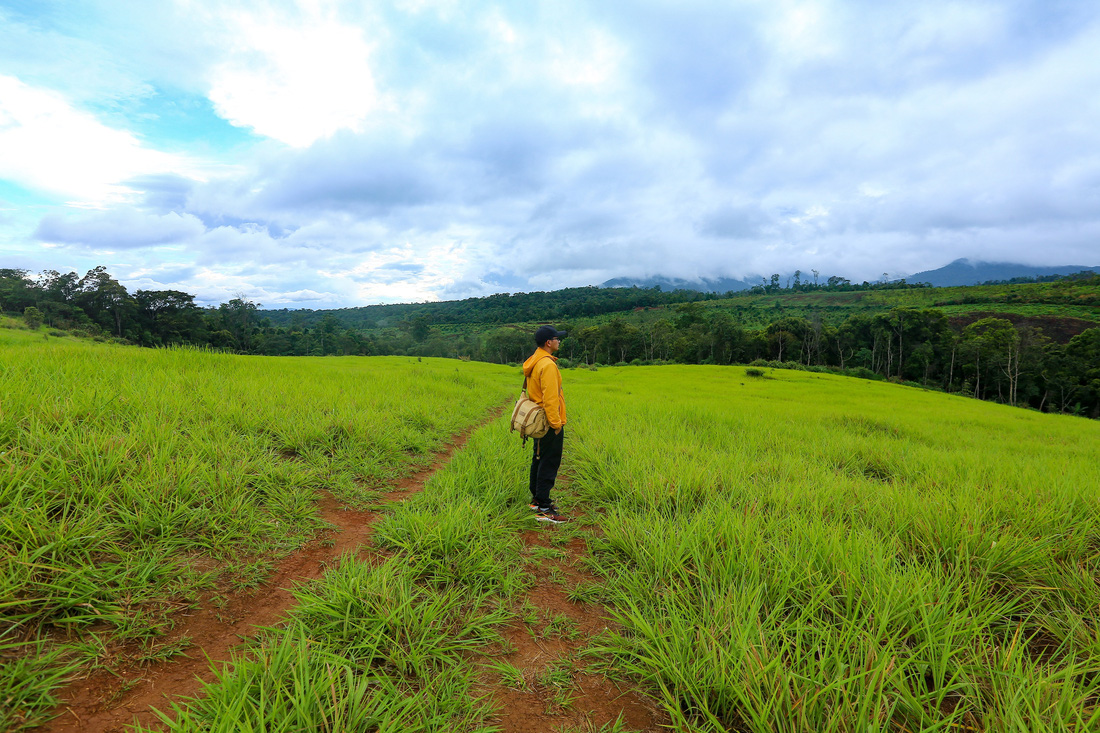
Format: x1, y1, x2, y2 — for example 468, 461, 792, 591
554, 428, 562, 435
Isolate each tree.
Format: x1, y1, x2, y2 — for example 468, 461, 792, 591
766, 317, 809, 362
672, 322, 710, 363
1013, 326, 1051, 408
485, 327, 530, 364
879, 307, 952, 381
40, 269, 81, 304
320, 313, 341, 354
868, 314, 897, 376
1039, 344, 1081, 414
23, 306, 43, 329
1065, 328, 1100, 417
960, 318, 1018, 401
835, 314, 874, 370
77, 266, 134, 338
215, 297, 262, 352
135, 290, 203, 344
707, 311, 745, 364
600, 318, 640, 363
410, 314, 431, 342
674, 301, 705, 330
644, 319, 675, 361
0, 269, 33, 313
573, 326, 601, 364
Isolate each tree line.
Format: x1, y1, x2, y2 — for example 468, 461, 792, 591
539, 304, 1099, 418
3, 266, 1097, 418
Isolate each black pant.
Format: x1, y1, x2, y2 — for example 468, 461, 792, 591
529, 427, 564, 508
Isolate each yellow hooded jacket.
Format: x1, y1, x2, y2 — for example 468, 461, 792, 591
522, 347, 566, 430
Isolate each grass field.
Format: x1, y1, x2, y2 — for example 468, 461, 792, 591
4, 331, 1099, 731
143, 422, 534, 732
566, 365, 1100, 731
0, 331, 515, 730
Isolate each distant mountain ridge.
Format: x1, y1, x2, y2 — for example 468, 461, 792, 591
601, 275, 763, 292
903, 259, 1098, 286
602, 259, 1098, 292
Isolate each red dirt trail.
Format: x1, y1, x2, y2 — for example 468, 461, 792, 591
38, 408, 667, 732
476, 523, 668, 733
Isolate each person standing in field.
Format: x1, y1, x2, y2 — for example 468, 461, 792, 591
523, 325, 569, 523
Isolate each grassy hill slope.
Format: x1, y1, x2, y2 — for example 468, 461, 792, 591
4, 336, 1099, 730
0, 333, 515, 730
156, 363, 1100, 731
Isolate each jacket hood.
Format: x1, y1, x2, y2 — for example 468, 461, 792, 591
523, 347, 555, 377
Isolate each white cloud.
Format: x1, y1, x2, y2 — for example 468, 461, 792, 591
35, 209, 205, 247
0, 75, 200, 205
4, 1, 1100, 307
334, 235, 482, 303
547, 29, 625, 88
206, 5, 379, 147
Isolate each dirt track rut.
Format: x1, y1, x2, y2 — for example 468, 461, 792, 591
41, 407, 666, 732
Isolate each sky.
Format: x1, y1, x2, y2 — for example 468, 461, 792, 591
1, 0, 1098, 308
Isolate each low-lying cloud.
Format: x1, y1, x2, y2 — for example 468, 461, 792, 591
2, 0, 1099, 307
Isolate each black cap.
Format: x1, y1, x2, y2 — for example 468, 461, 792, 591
534, 325, 567, 345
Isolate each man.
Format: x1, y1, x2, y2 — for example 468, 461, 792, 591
523, 325, 568, 523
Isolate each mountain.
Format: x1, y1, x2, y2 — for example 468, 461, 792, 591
904, 259, 1098, 287
601, 275, 764, 293
603, 260, 1099, 292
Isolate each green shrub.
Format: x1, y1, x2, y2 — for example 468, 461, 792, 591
22, 307, 43, 330
845, 366, 882, 381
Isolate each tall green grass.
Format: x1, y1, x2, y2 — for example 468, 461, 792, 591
145, 421, 533, 731
0, 337, 513, 730
9, 332, 1099, 731
565, 365, 1100, 732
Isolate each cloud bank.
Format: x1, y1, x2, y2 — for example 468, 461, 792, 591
2, 0, 1099, 306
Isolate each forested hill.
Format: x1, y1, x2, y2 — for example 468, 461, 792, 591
260, 277, 935, 329
261, 269, 1099, 330
260, 285, 714, 328
2, 266, 1098, 418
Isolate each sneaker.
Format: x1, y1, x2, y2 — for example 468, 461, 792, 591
535, 506, 568, 524
528, 502, 539, 511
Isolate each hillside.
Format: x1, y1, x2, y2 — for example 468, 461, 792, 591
4, 336, 1099, 731
577, 277, 1100, 333
254, 275, 1100, 336
2, 269, 1098, 418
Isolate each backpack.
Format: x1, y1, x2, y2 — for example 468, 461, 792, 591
510, 357, 551, 444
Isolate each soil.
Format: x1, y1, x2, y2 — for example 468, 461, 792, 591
474, 522, 668, 732
947, 311, 1098, 343
37, 407, 667, 732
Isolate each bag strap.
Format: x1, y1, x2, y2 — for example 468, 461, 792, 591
520, 354, 552, 395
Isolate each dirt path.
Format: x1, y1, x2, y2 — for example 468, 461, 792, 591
41, 412, 497, 733
42, 409, 668, 732
476, 513, 669, 732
